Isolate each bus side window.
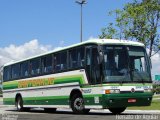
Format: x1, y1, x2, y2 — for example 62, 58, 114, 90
54, 51, 67, 72
61, 52, 67, 70
20, 61, 29, 78
30, 58, 41, 76
69, 49, 78, 69
41, 55, 53, 74
54, 53, 61, 72
3, 66, 11, 81
11, 64, 20, 79
77, 47, 85, 67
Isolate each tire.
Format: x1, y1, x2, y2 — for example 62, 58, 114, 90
44, 108, 57, 113
16, 96, 24, 112
108, 107, 126, 114
71, 94, 90, 114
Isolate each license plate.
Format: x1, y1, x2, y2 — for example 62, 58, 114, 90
128, 99, 136, 103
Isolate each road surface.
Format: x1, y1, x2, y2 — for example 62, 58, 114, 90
0, 97, 160, 120
0, 105, 160, 120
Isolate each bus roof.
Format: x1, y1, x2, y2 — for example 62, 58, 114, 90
4, 39, 144, 67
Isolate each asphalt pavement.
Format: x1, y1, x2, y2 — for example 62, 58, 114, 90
0, 96, 160, 120
0, 106, 160, 120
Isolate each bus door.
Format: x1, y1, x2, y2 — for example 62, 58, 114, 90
85, 46, 101, 85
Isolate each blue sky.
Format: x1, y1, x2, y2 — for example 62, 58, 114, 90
0, 0, 131, 47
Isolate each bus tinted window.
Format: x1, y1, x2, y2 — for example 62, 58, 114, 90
61, 52, 67, 70
20, 61, 29, 78
69, 48, 78, 69
11, 64, 20, 79
54, 51, 67, 72
30, 58, 41, 76
54, 53, 61, 72
41, 55, 53, 74
77, 47, 84, 67
69, 47, 84, 69
3, 66, 11, 81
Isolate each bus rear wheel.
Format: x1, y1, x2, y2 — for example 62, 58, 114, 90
16, 96, 24, 112
108, 107, 126, 114
71, 94, 90, 114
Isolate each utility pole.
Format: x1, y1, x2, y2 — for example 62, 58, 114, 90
76, 0, 87, 42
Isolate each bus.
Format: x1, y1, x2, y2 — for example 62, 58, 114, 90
2, 39, 153, 114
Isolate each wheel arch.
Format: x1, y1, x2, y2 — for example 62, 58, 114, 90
70, 89, 83, 98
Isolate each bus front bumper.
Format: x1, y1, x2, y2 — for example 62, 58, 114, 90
102, 92, 153, 108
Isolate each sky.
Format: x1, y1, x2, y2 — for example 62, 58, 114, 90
0, 0, 159, 80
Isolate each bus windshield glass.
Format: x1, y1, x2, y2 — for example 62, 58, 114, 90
102, 45, 151, 83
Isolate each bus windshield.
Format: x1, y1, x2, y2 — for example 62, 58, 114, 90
102, 45, 151, 83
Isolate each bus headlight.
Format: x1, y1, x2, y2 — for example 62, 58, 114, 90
144, 89, 152, 92
105, 89, 120, 94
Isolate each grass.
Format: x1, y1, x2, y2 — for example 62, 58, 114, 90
127, 100, 160, 110
153, 95, 160, 98
0, 97, 3, 102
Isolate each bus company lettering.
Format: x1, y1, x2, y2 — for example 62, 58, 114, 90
18, 78, 54, 88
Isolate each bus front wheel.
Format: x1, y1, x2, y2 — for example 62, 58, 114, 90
71, 94, 90, 114
108, 107, 126, 114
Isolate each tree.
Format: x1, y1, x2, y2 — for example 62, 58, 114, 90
99, 0, 160, 58
99, 23, 118, 39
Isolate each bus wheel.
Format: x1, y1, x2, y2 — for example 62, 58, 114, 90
108, 107, 126, 114
71, 94, 90, 114
16, 96, 24, 112
44, 108, 57, 113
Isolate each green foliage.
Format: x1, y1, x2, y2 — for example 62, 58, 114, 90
153, 84, 160, 94
100, 0, 160, 57
99, 23, 118, 39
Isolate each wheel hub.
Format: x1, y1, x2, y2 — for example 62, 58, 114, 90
74, 97, 84, 110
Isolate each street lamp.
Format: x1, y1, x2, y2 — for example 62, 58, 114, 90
76, 0, 87, 42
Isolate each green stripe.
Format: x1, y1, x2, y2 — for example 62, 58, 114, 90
3, 94, 102, 106
24, 96, 69, 101
84, 94, 102, 98
103, 83, 152, 86
3, 74, 86, 90
82, 83, 152, 88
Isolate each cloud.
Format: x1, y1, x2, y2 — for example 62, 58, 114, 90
88, 36, 98, 40
0, 39, 53, 66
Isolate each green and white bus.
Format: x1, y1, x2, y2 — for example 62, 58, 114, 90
2, 39, 153, 114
